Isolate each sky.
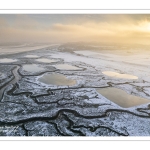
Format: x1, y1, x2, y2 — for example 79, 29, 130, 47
0, 14, 150, 45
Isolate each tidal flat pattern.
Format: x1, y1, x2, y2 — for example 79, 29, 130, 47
1, 45, 150, 136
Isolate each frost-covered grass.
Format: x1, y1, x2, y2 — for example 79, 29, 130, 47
1, 45, 150, 136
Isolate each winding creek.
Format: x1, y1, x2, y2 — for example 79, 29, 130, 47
1, 49, 150, 136
0, 66, 21, 100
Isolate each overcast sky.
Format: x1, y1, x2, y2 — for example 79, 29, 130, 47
0, 14, 150, 44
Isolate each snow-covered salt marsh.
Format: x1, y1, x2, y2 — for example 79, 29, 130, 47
96, 87, 150, 108
35, 58, 58, 63
1, 43, 150, 136
102, 71, 138, 79
0, 58, 17, 63
22, 64, 45, 73
54, 64, 82, 70
38, 73, 76, 86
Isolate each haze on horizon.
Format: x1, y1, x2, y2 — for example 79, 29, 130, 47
1, 14, 150, 46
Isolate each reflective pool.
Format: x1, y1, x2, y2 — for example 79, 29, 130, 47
39, 73, 76, 86
22, 64, 45, 72
96, 87, 150, 108
102, 71, 138, 79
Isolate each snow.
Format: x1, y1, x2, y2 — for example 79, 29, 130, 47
1, 45, 150, 136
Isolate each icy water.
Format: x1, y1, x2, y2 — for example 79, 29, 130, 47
22, 64, 45, 72
0, 58, 17, 63
39, 73, 76, 86
24, 55, 39, 58
97, 87, 150, 108
36, 58, 58, 63
102, 71, 138, 79
54, 64, 81, 70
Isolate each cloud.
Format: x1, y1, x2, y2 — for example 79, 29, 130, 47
0, 17, 8, 28
0, 14, 150, 44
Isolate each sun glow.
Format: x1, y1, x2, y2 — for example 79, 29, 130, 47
1, 14, 150, 45
138, 21, 150, 32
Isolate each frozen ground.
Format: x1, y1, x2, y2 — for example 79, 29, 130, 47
0, 43, 150, 136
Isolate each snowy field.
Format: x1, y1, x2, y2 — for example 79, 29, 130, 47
0, 43, 150, 136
